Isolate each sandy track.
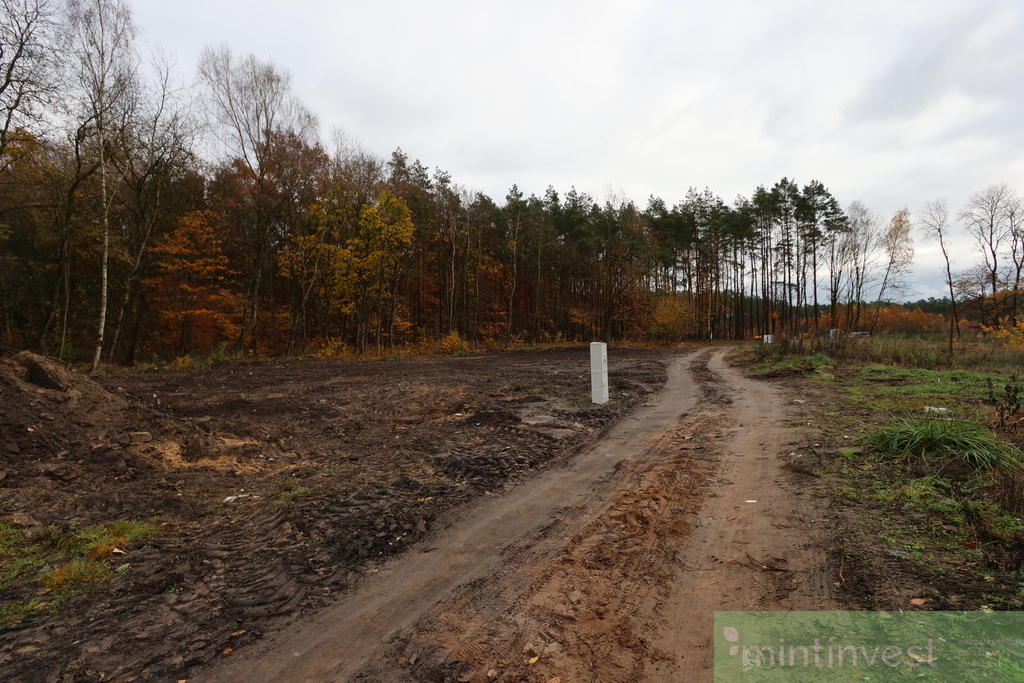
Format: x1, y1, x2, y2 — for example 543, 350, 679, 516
645, 350, 839, 682
195, 347, 836, 683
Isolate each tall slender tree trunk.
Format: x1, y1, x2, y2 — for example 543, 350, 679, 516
90, 120, 111, 374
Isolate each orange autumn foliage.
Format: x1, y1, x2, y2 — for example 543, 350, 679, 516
144, 211, 241, 357
870, 304, 947, 335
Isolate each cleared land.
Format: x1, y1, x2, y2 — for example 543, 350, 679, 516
4, 344, 1017, 682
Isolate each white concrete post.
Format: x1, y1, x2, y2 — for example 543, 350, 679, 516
591, 342, 608, 404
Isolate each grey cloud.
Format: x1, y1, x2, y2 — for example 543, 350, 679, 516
845, 1, 1024, 125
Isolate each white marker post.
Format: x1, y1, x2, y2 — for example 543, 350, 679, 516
591, 342, 608, 404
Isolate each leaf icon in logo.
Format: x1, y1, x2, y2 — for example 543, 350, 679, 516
724, 627, 739, 643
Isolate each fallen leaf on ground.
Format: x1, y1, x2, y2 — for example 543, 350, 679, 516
230, 630, 246, 637
910, 598, 927, 606
726, 557, 738, 563
548, 677, 563, 683
528, 655, 539, 664
725, 516, 737, 521
222, 647, 233, 655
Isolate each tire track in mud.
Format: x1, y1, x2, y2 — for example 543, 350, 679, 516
354, 351, 733, 683
195, 348, 837, 683
375, 412, 721, 683
193, 348, 708, 683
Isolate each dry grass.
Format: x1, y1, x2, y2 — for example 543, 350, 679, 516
41, 558, 112, 590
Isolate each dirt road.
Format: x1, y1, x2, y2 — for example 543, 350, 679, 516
195, 347, 837, 683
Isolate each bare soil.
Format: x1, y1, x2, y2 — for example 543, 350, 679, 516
191, 348, 838, 683
7, 342, 1022, 683
1, 347, 670, 681
0, 345, 850, 683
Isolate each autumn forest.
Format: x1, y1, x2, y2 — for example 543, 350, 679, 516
2, 0, 1021, 367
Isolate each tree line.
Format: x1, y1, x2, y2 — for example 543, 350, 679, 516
1, 0, 1019, 364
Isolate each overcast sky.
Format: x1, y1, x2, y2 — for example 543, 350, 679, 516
133, 0, 1024, 300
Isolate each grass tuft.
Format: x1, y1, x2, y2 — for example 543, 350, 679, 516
41, 558, 112, 590
867, 417, 1021, 470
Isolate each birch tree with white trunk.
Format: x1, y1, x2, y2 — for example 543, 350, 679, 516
66, 0, 137, 372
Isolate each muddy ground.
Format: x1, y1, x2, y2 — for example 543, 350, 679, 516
0, 347, 669, 681
4, 345, 1017, 683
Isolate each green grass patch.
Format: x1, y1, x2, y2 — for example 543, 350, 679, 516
0, 599, 47, 626
740, 335, 1024, 608
874, 476, 953, 508
271, 480, 312, 506
841, 364, 995, 415
757, 351, 835, 376
837, 485, 863, 502
867, 417, 1021, 470
0, 519, 159, 628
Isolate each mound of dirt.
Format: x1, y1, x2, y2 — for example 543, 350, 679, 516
1, 353, 286, 526
2, 352, 130, 457
1, 352, 145, 522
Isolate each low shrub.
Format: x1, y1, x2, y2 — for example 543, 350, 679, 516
440, 330, 469, 355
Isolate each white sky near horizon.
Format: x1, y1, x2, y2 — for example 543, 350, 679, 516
132, 0, 1024, 302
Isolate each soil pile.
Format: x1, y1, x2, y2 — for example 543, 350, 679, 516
0, 352, 283, 525
1, 351, 153, 522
